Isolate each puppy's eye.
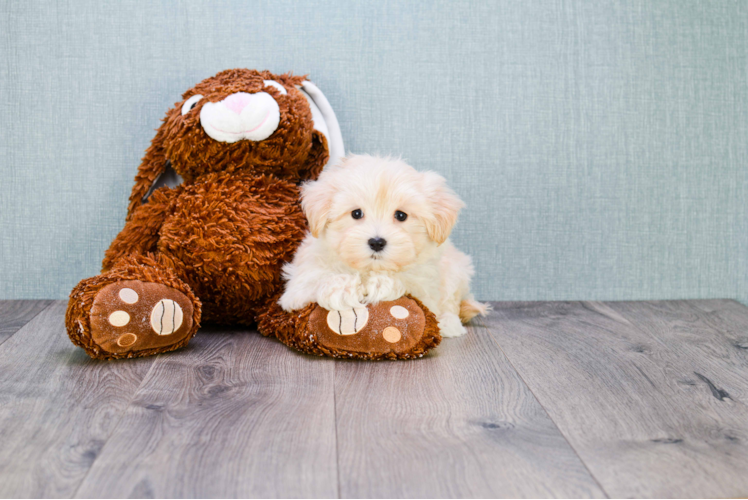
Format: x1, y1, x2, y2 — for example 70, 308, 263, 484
181, 94, 203, 115
394, 210, 408, 222
263, 80, 288, 95
351, 209, 364, 220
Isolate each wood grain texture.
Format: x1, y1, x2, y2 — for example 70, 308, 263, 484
0, 301, 154, 498
74, 328, 338, 499
0, 299, 53, 345
486, 301, 748, 498
679, 299, 748, 404
609, 300, 748, 409
334, 322, 605, 498
5, 299, 748, 498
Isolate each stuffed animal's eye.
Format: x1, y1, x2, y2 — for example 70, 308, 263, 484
351, 209, 363, 219
395, 210, 408, 222
263, 80, 288, 95
181, 94, 203, 115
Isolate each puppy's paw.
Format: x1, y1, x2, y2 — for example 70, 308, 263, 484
318, 274, 365, 311
364, 274, 406, 304
279, 289, 313, 312
438, 312, 467, 338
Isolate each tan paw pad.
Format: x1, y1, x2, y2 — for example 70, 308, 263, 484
389, 305, 409, 319
382, 326, 402, 343
108, 310, 130, 327
326, 307, 369, 335
117, 333, 137, 347
150, 299, 184, 335
118, 288, 139, 304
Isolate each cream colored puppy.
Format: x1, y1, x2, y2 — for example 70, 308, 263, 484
280, 155, 487, 337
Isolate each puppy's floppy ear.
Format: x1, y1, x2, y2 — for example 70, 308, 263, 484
421, 171, 465, 245
301, 164, 340, 237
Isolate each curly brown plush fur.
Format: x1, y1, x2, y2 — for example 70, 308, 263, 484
66, 68, 441, 360
127, 70, 326, 217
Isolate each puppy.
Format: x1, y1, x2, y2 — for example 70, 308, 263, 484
279, 155, 487, 337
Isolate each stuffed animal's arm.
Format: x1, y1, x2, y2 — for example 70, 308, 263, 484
101, 187, 176, 272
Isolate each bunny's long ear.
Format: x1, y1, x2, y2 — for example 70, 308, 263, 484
298, 81, 345, 179
126, 121, 183, 220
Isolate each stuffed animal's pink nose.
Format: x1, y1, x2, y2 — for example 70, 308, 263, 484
222, 92, 253, 115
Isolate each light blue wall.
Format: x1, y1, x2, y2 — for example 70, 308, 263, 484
1, 0, 747, 302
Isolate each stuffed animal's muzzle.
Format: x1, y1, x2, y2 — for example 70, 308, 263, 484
200, 91, 280, 143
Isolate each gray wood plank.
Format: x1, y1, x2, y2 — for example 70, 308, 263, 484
334, 322, 605, 498
0, 299, 53, 345
74, 328, 338, 499
486, 301, 748, 498
680, 299, 748, 404
687, 300, 748, 351
0, 301, 154, 498
609, 299, 748, 408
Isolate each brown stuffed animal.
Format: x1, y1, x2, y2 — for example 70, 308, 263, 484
66, 69, 440, 360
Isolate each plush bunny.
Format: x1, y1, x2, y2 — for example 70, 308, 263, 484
66, 69, 440, 360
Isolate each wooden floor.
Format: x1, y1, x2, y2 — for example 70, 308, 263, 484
1, 300, 747, 498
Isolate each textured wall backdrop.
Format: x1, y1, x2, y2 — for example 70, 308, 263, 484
1, 0, 747, 302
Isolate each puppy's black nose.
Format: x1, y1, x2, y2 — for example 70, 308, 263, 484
368, 237, 387, 252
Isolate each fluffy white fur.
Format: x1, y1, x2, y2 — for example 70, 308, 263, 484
280, 155, 487, 337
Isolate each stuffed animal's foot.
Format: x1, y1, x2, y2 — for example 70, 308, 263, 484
67, 267, 201, 359
304, 296, 441, 360
87, 280, 196, 356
